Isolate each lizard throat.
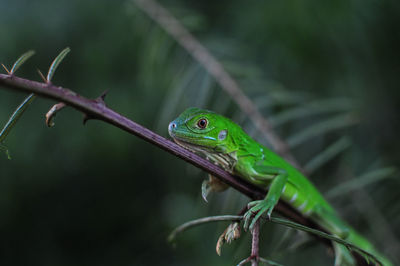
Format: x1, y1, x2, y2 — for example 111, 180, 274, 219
172, 138, 237, 172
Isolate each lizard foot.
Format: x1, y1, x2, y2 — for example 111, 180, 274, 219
201, 179, 211, 202
201, 174, 229, 202
216, 222, 241, 256
243, 199, 275, 231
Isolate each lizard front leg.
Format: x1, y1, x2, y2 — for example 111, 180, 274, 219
242, 164, 288, 231
201, 174, 229, 202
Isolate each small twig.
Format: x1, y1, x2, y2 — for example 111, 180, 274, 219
250, 220, 260, 266
168, 215, 242, 243
132, 0, 301, 169
45, 102, 67, 127
168, 215, 382, 266
258, 257, 285, 266
37, 69, 47, 82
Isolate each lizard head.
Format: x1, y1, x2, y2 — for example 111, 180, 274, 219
168, 107, 236, 154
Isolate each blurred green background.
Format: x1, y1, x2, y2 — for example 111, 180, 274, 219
0, 0, 399, 265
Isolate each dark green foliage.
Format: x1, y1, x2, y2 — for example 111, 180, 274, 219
0, 0, 399, 265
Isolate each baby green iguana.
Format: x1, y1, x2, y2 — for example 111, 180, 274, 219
168, 107, 391, 266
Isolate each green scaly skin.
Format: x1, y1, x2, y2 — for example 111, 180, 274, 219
168, 107, 392, 266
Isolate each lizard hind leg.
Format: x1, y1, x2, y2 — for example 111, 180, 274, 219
311, 204, 355, 265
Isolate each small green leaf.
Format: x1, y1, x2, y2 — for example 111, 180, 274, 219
0, 94, 36, 144
10, 50, 35, 74
47, 47, 70, 82
259, 257, 285, 266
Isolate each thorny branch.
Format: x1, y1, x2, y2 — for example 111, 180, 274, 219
0, 73, 315, 228
0, 73, 305, 219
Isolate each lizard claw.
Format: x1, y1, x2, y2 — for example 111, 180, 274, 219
243, 199, 276, 231
247, 200, 263, 209
201, 175, 229, 203
201, 180, 211, 202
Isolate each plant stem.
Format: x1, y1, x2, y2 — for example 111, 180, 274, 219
251, 220, 260, 266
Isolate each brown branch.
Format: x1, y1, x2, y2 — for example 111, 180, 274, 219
0, 73, 313, 224
132, 0, 301, 169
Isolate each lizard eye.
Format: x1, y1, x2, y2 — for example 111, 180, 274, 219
197, 118, 208, 129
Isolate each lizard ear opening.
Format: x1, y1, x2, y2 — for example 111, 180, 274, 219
218, 130, 227, 140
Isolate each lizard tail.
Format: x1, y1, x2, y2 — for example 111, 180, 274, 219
312, 205, 392, 266
345, 229, 393, 266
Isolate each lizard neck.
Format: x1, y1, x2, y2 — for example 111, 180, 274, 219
173, 138, 237, 172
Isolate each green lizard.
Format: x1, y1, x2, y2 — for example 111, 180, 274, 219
168, 107, 391, 266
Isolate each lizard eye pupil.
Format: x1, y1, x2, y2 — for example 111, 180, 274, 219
197, 119, 207, 129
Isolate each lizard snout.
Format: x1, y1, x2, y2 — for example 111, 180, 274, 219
168, 121, 177, 135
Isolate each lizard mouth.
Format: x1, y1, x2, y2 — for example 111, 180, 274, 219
170, 135, 216, 154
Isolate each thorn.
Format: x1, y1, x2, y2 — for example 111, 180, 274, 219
1, 63, 10, 74
83, 90, 109, 124
94, 90, 108, 106
82, 113, 93, 125
100, 89, 108, 101
37, 69, 47, 82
